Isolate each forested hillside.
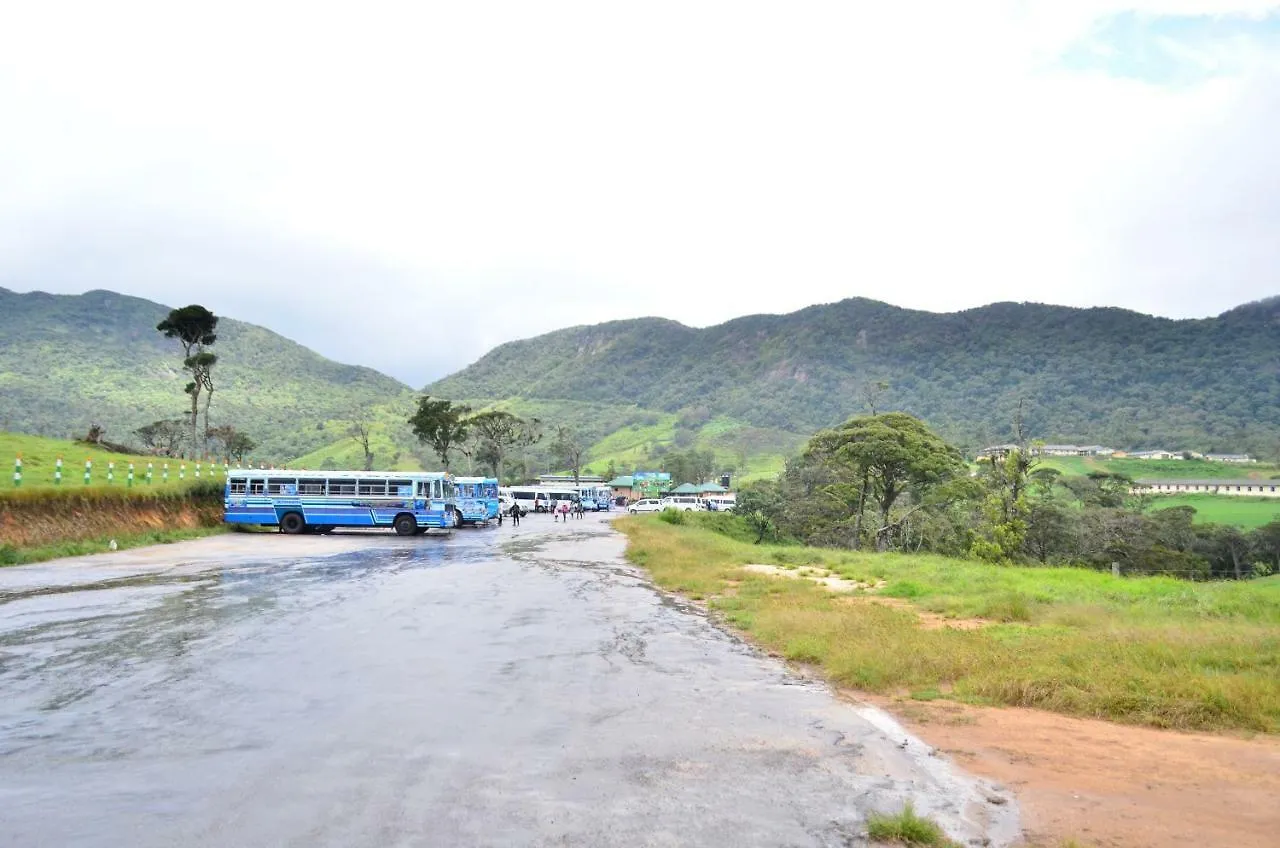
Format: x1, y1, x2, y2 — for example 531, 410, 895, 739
0, 288, 417, 460
429, 296, 1280, 460
5, 288, 1278, 474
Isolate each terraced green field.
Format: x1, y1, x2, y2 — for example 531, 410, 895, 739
1150, 495, 1280, 529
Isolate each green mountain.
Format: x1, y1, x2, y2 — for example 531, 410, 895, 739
428, 296, 1280, 462
0, 287, 420, 462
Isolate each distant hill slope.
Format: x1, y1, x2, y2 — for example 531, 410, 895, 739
428, 296, 1280, 458
0, 288, 417, 460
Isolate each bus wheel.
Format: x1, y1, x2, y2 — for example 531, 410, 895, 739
394, 514, 417, 536
280, 512, 306, 534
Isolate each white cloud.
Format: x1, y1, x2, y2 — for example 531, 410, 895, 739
1, 1, 1279, 384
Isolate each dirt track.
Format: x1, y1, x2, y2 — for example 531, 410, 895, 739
855, 693, 1280, 848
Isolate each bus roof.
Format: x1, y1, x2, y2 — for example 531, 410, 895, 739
452, 476, 498, 484
225, 470, 449, 480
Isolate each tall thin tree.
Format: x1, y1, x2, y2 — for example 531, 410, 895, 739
156, 306, 218, 456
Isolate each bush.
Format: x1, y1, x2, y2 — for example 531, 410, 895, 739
658, 508, 686, 525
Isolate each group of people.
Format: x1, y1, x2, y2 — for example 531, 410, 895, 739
551, 498, 586, 522
495, 499, 585, 526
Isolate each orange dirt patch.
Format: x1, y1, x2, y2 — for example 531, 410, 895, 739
740, 565, 989, 630
846, 692, 1280, 848
835, 595, 990, 631
740, 563, 883, 593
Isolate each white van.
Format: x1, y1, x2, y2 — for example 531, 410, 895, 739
659, 496, 704, 512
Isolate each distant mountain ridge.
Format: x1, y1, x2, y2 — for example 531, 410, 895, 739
428, 295, 1280, 458
0, 287, 415, 460
4, 287, 1278, 472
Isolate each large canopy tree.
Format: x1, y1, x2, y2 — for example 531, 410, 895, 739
408, 395, 471, 469
805, 412, 965, 550
466, 410, 540, 481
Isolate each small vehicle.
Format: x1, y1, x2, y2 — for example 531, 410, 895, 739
659, 496, 704, 512
628, 498, 664, 514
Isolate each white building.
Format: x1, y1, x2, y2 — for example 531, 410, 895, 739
1132, 479, 1280, 498
1204, 454, 1254, 464
1128, 450, 1182, 460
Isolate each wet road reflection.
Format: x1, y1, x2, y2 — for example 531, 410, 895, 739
0, 517, 1017, 846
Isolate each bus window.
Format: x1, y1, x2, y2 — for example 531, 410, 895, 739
248, 479, 266, 495
229, 478, 247, 495
298, 478, 326, 495
357, 479, 386, 496
267, 479, 297, 495
389, 480, 413, 497
328, 478, 357, 496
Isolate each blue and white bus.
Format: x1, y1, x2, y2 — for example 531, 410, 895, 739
452, 476, 500, 524
224, 470, 459, 535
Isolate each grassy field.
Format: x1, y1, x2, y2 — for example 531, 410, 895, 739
0, 431, 226, 492
1038, 455, 1280, 480
1150, 495, 1280, 529
618, 516, 1280, 733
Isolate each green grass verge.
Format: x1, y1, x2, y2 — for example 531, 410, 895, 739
1149, 495, 1280, 529
0, 430, 225, 492
617, 516, 1280, 733
1, 526, 228, 567
866, 802, 957, 846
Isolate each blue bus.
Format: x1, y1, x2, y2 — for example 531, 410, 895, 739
452, 476, 500, 524
224, 470, 459, 535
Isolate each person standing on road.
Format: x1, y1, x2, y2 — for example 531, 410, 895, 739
510, 503, 521, 526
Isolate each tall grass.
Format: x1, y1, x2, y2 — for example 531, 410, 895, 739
618, 517, 1280, 733
865, 802, 957, 846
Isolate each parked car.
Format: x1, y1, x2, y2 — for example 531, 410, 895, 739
628, 499, 664, 514
659, 496, 703, 512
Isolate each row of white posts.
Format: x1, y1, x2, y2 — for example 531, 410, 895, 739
11, 457, 281, 488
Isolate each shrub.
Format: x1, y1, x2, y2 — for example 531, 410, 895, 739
658, 508, 686, 525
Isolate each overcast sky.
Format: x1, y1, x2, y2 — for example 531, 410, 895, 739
2, 1, 1279, 386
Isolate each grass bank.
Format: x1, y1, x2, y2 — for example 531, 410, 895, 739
1, 430, 225, 492
617, 516, 1280, 733
1, 526, 227, 566
0, 480, 225, 563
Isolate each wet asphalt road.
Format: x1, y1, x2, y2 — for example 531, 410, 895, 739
0, 514, 1018, 847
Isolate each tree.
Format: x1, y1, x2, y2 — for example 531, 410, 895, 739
551, 425, 587, 486
466, 410, 537, 481
348, 410, 375, 471
805, 413, 965, 551
207, 425, 256, 462
135, 419, 187, 457
408, 395, 471, 469
862, 380, 890, 415
225, 431, 257, 462
156, 305, 218, 455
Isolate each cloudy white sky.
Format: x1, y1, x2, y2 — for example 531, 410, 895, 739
2, 1, 1279, 385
